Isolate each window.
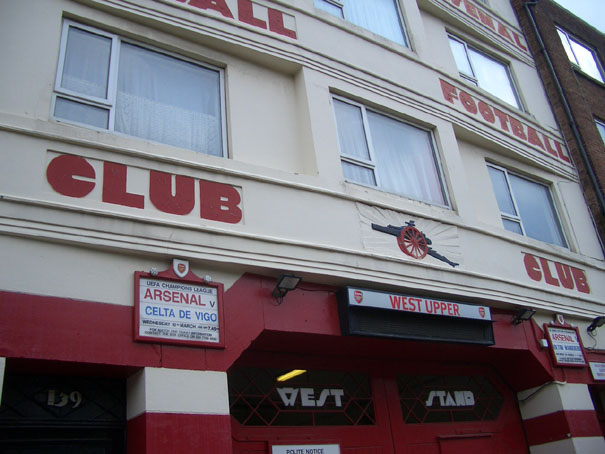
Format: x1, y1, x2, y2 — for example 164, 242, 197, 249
448, 36, 521, 109
315, 0, 408, 46
229, 367, 375, 426
53, 21, 225, 156
398, 374, 503, 424
487, 164, 566, 247
333, 97, 448, 206
557, 27, 604, 83
595, 119, 605, 144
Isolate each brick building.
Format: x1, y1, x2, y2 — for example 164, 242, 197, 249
1, 1, 604, 452
512, 0, 605, 247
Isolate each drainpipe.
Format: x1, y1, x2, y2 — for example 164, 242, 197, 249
524, 0, 605, 219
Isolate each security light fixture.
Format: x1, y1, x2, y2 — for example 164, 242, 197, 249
512, 308, 536, 325
272, 274, 302, 302
587, 316, 605, 333
276, 369, 307, 382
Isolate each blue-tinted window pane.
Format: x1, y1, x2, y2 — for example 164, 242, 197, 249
487, 166, 516, 216
334, 99, 371, 161
509, 174, 566, 247
569, 37, 604, 82
503, 218, 523, 234
342, 161, 376, 186
316, 0, 344, 18
449, 38, 473, 77
596, 120, 605, 144
468, 48, 519, 108
316, 0, 406, 46
61, 27, 111, 99
54, 97, 109, 129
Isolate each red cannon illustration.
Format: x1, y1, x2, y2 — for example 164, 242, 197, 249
371, 220, 459, 268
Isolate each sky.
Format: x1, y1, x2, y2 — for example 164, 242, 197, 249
552, 0, 605, 33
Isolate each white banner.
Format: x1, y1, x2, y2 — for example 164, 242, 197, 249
347, 288, 491, 321
589, 362, 605, 380
138, 277, 220, 343
546, 326, 586, 366
272, 445, 340, 454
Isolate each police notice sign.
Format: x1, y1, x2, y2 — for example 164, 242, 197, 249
134, 262, 224, 348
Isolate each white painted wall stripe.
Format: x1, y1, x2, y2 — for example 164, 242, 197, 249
518, 382, 595, 420
0, 357, 5, 403
529, 436, 605, 454
127, 367, 230, 420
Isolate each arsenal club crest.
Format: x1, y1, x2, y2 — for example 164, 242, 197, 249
371, 221, 459, 267
358, 204, 462, 268
173, 259, 189, 278
479, 307, 486, 318
354, 290, 364, 304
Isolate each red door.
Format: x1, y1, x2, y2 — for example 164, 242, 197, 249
230, 366, 396, 453
230, 361, 528, 453
385, 364, 528, 454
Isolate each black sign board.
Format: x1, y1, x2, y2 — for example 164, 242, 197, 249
338, 287, 494, 345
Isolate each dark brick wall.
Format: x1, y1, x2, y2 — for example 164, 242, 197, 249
511, 0, 605, 247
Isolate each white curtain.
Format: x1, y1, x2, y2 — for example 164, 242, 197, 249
315, 0, 406, 45
367, 111, 445, 205
115, 43, 222, 156
61, 27, 111, 98
345, 0, 406, 45
334, 99, 371, 161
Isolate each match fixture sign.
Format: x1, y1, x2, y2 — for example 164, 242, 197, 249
544, 325, 586, 367
134, 259, 225, 348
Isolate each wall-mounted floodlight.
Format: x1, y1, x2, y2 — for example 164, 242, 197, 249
276, 369, 307, 382
587, 316, 605, 333
512, 308, 536, 325
272, 274, 301, 303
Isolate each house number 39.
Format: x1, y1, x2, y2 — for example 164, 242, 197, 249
47, 389, 83, 408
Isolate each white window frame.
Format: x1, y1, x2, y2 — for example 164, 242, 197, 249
596, 118, 605, 144
315, 0, 409, 47
487, 163, 567, 247
448, 35, 523, 110
556, 27, 604, 83
333, 96, 450, 207
52, 20, 227, 156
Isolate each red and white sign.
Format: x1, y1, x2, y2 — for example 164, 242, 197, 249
589, 362, 605, 380
346, 288, 491, 321
272, 445, 340, 454
545, 325, 586, 367
134, 263, 225, 348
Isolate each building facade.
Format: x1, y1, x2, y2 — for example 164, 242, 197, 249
0, 0, 604, 453
511, 0, 605, 250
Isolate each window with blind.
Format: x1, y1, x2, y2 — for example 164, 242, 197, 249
315, 0, 408, 46
487, 163, 566, 247
448, 35, 522, 109
333, 97, 448, 206
53, 21, 225, 156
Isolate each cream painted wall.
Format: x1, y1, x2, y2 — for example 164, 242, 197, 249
0, 0, 603, 331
